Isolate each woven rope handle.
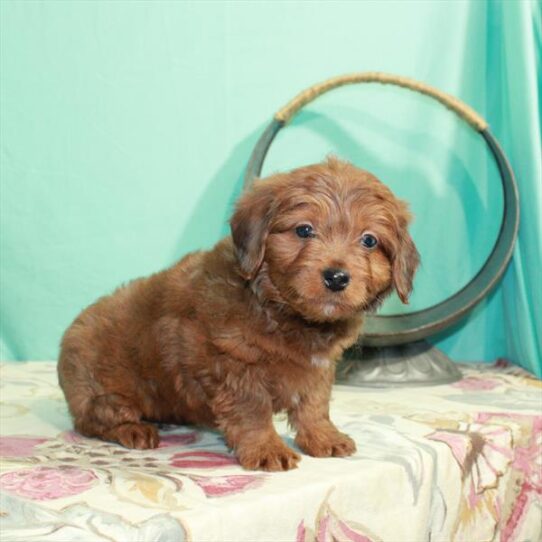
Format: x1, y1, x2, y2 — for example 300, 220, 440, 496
275, 72, 488, 131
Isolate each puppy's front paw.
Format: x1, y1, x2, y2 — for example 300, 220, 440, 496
237, 441, 300, 472
296, 429, 356, 458
108, 422, 160, 450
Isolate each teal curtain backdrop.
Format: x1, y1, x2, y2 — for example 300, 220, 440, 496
1, 1, 540, 375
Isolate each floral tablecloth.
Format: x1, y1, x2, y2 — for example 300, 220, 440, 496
0, 361, 541, 542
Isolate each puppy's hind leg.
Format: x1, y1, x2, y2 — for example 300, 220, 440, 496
75, 393, 160, 450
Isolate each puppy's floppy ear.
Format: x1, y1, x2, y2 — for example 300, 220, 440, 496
392, 215, 420, 304
230, 182, 276, 279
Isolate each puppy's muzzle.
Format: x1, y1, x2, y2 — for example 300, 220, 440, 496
322, 268, 350, 292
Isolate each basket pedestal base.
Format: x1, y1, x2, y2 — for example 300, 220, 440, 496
336, 340, 462, 388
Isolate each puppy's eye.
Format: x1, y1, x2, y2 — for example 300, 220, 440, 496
295, 224, 314, 238
361, 233, 378, 249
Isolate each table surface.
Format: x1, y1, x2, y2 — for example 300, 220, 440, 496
1, 360, 541, 542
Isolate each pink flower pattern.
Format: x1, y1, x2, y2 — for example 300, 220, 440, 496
0, 431, 261, 503
169, 450, 238, 468
158, 432, 200, 448
0, 466, 97, 501
427, 412, 542, 540
297, 490, 378, 542
476, 413, 542, 541
0, 436, 48, 457
189, 474, 265, 497
453, 376, 501, 391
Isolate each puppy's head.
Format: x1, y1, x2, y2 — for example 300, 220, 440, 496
230, 158, 419, 322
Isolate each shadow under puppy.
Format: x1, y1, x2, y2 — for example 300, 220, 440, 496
58, 158, 419, 471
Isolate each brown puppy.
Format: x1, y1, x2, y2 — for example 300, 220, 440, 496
58, 158, 419, 471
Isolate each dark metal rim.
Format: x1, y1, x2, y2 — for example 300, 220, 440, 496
243, 104, 519, 347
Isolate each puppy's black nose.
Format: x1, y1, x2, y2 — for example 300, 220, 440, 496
322, 268, 350, 292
